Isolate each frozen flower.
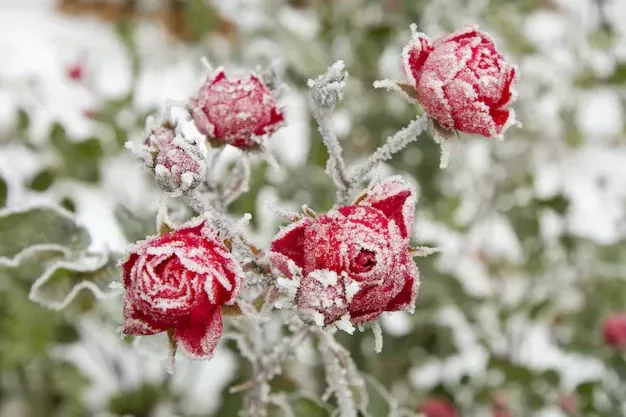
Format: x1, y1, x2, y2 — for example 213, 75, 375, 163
189, 68, 285, 149
419, 398, 459, 417
269, 176, 419, 326
121, 217, 243, 360
602, 313, 626, 349
402, 25, 518, 139
67, 61, 85, 82
143, 126, 205, 195
558, 393, 578, 414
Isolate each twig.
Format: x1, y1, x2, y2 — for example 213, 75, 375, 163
349, 114, 429, 183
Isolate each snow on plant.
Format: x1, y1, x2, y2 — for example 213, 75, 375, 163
20, 24, 521, 417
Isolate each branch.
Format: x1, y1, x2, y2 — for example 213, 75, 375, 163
308, 61, 353, 204
348, 114, 429, 183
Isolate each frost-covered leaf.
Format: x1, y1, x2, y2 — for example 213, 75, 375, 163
0, 247, 68, 288
114, 205, 156, 243
0, 175, 6, 208
29, 251, 120, 310
49, 123, 103, 183
0, 206, 90, 260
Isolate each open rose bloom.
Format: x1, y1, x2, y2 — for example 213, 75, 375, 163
269, 177, 419, 327
402, 25, 518, 139
189, 68, 285, 149
121, 217, 243, 359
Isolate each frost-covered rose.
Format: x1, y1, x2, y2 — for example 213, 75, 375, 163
121, 217, 243, 359
189, 69, 285, 149
402, 26, 518, 139
602, 313, 626, 349
419, 398, 459, 417
270, 176, 419, 326
144, 126, 205, 194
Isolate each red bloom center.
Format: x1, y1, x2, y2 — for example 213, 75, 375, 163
350, 249, 377, 273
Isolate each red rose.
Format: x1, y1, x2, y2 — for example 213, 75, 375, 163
558, 393, 578, 414
402, 26, 518, 139
121, 217, 243, 359
602, 313, 626, 349
270, 176, 419, 326
420, 398, 459, 417
189, 69, 285, 149
145, 126, 205, 194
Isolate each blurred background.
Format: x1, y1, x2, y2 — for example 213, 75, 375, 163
0, 0, 625, 416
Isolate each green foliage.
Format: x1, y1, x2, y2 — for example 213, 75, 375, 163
0, 176, 6, 208
0, 206, 90, 260
49, 123, 104, 183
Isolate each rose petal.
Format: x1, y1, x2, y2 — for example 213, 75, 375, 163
385, 255, 420, 313
270, 218, 312, 272
122, 298, 167, 336
360, 176, 417, 239
175, 307, 223, 360
402, 31, 433, 87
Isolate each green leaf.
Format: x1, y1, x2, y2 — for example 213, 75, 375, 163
607, 63, 626, 85
16, 108, 30, 133
0, 206, 90, 260
537, 194, 570, 215
114, 205, 156, 243
0, 175, 7, 208
29, 169, 56, 192
49, 123, 103, 183
362, 374, 397, 417
287, 393, 330, 417
29, 251, 120, 310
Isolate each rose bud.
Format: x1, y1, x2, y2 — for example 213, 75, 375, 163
144, 126, 205, 195
558, 393, 578, 414
269, 176, 419, 327
602, 313, 626, 349
419, 398, 459, 417
189, 68, 285, 149
402, 25, 518, 140
121, 216, 243, 360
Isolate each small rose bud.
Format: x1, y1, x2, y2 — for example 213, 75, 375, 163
189, 69, 285, 149
419, 398, 459, 417
144, 126, 205, 195
121, 217, 244, 359
602, 313, 626, 349
402, 25, 518, 140
558, 393, 578, 414
67, 62, 85, 82
269, 176, 419, 327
